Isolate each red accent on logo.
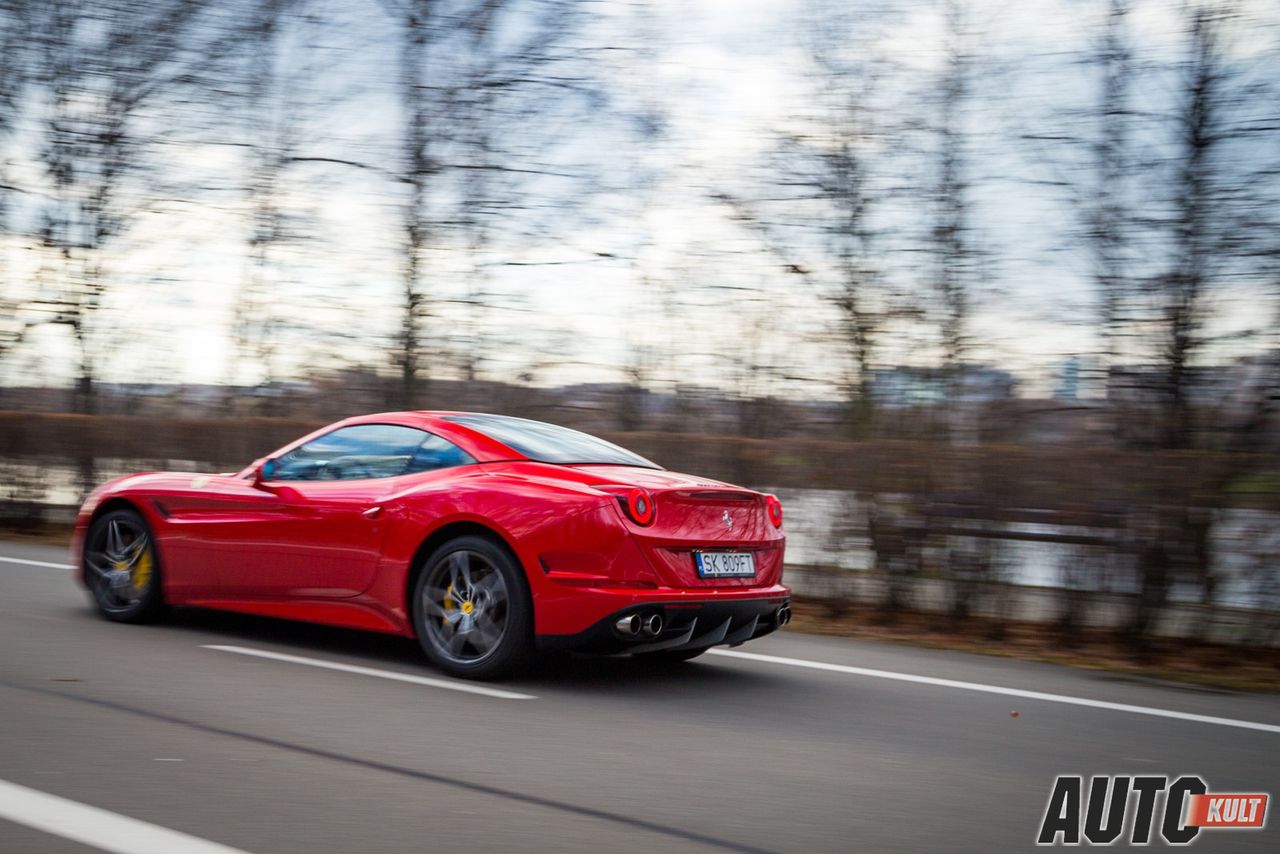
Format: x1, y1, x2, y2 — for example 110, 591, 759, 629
1186, 794, 1268, 828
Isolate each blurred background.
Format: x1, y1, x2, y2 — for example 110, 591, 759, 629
0, 0, 1278, 676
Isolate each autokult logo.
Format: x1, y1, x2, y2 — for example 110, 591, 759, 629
1036, 776, 1269, 846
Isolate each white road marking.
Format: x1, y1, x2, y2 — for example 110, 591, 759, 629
708, 649, 1280, 735
203, 644, 536, 700
0, 778, 254, 854
8, 546, 1270, 730
0, 555, 72, 569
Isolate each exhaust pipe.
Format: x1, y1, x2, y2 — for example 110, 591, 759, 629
642, 613, 664, 637
776, 606, 791, 626
615, 614, 642, 637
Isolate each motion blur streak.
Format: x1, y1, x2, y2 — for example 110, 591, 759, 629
1, 0, 1278, 688
0, 778, 254, 854
0, 677, 780, 854
202, 644, 536, 700
0, 0, 1277, 847
0, 556, 72, 569
708, 649, 1280, 735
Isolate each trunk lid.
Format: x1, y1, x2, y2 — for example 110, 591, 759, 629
574, 465, 785, 589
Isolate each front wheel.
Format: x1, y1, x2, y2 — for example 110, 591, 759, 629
411, 535, 533, 680
83, 508, 165, 623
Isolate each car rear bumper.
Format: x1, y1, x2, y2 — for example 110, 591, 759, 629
535, 591, 790, 655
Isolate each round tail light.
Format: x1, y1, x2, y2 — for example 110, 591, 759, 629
765, 494, 783, 528
627, 488, 655, 526
593, 484, 657, 526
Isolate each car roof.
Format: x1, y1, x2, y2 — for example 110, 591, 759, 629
332, 411, 530, 463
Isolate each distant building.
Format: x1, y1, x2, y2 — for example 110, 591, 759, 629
869, 365, 1019, 407
1055, 357, 1080, 400
1053, 356, 1110, 401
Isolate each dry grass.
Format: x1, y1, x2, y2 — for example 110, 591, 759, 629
2, 410, 1277, 509
0, 523, 72, 547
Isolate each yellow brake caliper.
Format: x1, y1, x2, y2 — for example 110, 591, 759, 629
131, 548, 153, 593
443, 584, 456, 625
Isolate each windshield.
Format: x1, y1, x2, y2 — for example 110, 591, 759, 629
444, 414, 659, 468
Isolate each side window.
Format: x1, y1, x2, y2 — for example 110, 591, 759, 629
407, 432, 475, 473
274, 424, 475, 481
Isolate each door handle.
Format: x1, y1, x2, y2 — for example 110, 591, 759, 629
362, 505, 384, 519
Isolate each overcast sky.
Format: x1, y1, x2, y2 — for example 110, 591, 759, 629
3, 0, 1277, 398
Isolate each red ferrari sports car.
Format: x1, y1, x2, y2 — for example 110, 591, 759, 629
72, 412, 791, 678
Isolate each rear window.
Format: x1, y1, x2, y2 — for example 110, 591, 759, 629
444, 414, 659, 468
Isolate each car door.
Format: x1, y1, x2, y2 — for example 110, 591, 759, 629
234, 475, 394, 598
185, 424, 473, 599
149, 474, 293, 599
157, 471, 389, 600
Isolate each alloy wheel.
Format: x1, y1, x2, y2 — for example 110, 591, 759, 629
420, 549, 511, 665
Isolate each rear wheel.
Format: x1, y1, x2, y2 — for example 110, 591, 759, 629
411, 535, 532, 680
83, 508, 165, 623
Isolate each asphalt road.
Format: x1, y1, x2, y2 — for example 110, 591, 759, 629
1, 539, 1277, 854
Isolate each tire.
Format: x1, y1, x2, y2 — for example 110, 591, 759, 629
83, 507, 166, 623
411, 535, 533, 680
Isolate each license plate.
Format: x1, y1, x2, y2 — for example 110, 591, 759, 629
694, 551, 756, 578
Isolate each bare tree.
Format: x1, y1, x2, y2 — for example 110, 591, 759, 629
386, 0, 431, 410
378, 0, 589, 410
225, 0, 304, 410
710, 3, 914, 439
1099, 1, 1280, 643
786, 1, 904, 438
29, 0, 215, 413
0, 1, 33, 365
931, 0, 975, 387
611, 2, 672, 433
1087, 0, 1136, 381
1157, 3, 1238, 449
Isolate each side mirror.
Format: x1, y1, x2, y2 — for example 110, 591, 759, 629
253, 458, 278, 488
